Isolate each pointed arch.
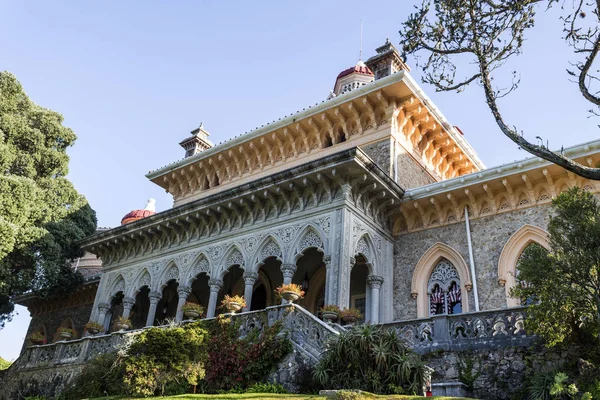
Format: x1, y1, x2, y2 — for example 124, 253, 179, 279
292, 224, 326, 262
219, 244, 246, 279
130, 268, 152, 296
498, 224, 550, 307
109, 274, 126, 299
354, 233, 378, 274
252, 235, 284, 270
412, 242, 472, 318
186, 252, 211, 285
159, 261, 180, 289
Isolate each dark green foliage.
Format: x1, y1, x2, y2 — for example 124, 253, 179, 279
512, 187, 600, 347
0, 72, 97, 326
313, 324, 427, 395
204, 318, 292, 392
457, 351, 482, 392
245, 382, 288, 394
61, 353, 125, 399
526, 369, 579, 400
123, 323, 209, 396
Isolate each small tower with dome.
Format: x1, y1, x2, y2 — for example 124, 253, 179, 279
331, 60, 375, 97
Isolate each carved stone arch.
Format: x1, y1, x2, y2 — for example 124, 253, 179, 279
291, 224, 326, 262
393, 214, 408, 234
130, 268, 152, 296
495, 193, 512, 211
252, 235, 284, 270
354, 233, 378, 275
186, 252, 211, 286
478, 198, 493, 216
514, 189, 532, 208
159, 261, 180, 290
412, 242, 472, 318
108, 274, 126, 300
555, 177, 573, 195
218, 244, 246, 279
443, 206, 458, 223
533, 183, 551, 202
498, 224, 550, 307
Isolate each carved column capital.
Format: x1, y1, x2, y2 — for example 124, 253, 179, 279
243, 272, 259, 285
497, 277, 506, 287
322, 255, 332, 265
177, 285, 192, 298
410, 290, 418, 299
208, 279, 223, 292
149, 291, 162, 304
98, 303, 111, 313
122, 297, 136, 311
367, 275, 384, 289
465, 281, 473, 292
281, 264, 297, 280
349, 256, 356, 267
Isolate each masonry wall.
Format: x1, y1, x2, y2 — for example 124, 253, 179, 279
393, 204, 551, 320
360, 139, 391, 176
395, 145, 437, 189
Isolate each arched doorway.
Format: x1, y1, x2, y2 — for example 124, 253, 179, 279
107, 291, 124, 333
294, 248, 325, 315
218, 265, 244, 315
131, 286, 150, 329
189, 272, 210, 316
251, 256, 282, 310
349, 255, 369, 322
154, 280, 178, 325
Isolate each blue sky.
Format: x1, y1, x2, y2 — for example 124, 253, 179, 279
0, 1, 597, 360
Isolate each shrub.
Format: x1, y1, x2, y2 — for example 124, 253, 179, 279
204, 319, 292, 391
123, 323, 209, 396
245, 382, 288, 393
313, 324, 427, 395
526, 368, 579, 400
62, 353, 125, 399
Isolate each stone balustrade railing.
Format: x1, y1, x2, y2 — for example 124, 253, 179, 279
13, 304, 339, 371
380, 306, 535, 353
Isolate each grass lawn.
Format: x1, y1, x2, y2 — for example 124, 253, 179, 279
91, 394, 476, 400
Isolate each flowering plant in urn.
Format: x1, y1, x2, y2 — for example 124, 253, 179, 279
275, 283, 305, 303
181, 301, 205, 319
320, 305, 341, 322
221, 294, 245, 313
85, 321, 104, 335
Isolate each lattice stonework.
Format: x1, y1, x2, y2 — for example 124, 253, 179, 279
227, 249, 244, 267
428, 259, 462, 316
299, 230, 323, 251
355, 236, 372, 262
428, 260, 460, 291
261, 239, 282, 261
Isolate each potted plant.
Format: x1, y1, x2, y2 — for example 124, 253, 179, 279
275, 283, 305, 303
28, 332, 45, 345
221, 294, 246, 313
320, 305, 341, 322
340, 308, 362, 324
57, 327, 76, 341
181, 302, 204, 319
114, 316, 131, 331
85, 321, 104, 335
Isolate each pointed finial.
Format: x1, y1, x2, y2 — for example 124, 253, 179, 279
199, 121, 204, 129
359, 19, 363, 61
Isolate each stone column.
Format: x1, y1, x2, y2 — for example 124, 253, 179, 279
175, 286, 192, 322
280, 264, 297, 304
322, 255, 332, 305
121, 297, 136, 319
242, 272, 259, 311
367, 275, 384, 324
96, 303, 111, 327
146, 291, 162, 327
207, 279, 223, 318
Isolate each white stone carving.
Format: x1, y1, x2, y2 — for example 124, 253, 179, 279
427, 259, 460, 292
260, 239, 282, 261
227, 248, 244, 267
299, 230, 323, 251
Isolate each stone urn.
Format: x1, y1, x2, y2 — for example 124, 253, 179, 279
87, 328, 100, 335
321, 311, 338, 323
59, 331, 72, 340
184, 310, 201, 320
226, 302, 243, 313
281, 291, 301, 303
342, 315, 358, 324
115, 323, 130, 331
30, 337, 45, 345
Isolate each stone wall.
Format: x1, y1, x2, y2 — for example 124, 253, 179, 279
360, 139, 391, 176
424, 345, 570, 400
394, 204, 551, 320
395, 145, 437, 189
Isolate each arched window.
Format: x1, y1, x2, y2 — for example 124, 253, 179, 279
427, 259, 462, 316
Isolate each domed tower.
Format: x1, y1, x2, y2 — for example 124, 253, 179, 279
121, 198, 156, 225
332, 60, 375, 97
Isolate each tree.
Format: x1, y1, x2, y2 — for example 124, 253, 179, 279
512, 187, 600, 347
0, 356, 11, 370
0, 71, 97, 327
399, 0, 600, 180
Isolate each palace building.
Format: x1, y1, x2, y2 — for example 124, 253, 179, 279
16, 38, 600, 354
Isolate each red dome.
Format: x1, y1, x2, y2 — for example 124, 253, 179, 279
336, 61, 374, 80
121, 209, 155, 225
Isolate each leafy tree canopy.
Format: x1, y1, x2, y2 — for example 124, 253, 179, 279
0, 71, 97, 327
0, 356, 11, 370
400, 0, 600, 180
512, 187, 600, 348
